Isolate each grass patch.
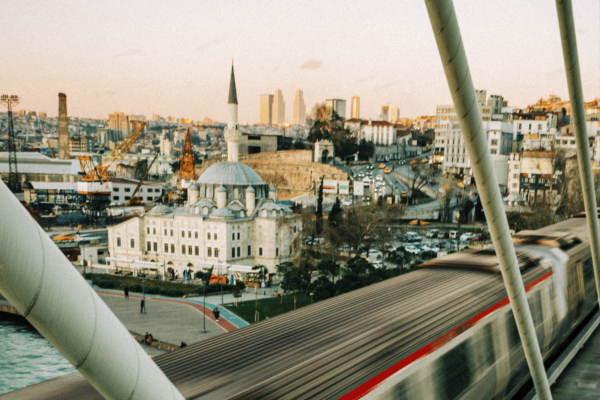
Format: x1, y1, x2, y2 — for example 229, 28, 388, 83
223, 294, 313, 324
87, 273, 200, 296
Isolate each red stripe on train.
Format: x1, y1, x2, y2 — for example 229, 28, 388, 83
339, 270, 553, 400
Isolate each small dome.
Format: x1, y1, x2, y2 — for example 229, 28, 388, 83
269, 186, 276, 192
193, 199, 215, 208
246, 185, 255, 193
189, 184, 199, 191
211, 208, 236, 218
197, 161, 263, 186
216, 185, 227, 193
149, 204, 172, 215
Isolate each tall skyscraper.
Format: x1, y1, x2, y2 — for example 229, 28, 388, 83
390, 106, 400, 123
272, 89, 285, 126
379, 105, 389, 121
325, 99, 346, 119
351, 96, 360, 119
259, 94, 274, 125
293, 90, 306, 126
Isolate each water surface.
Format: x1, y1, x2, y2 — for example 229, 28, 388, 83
0, 314, 74, 395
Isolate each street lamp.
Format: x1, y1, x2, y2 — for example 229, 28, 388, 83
142, 279, 147, 312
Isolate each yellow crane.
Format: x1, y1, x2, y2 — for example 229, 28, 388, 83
78, 123, 146, 185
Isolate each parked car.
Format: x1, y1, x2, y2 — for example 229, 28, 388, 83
438, 231, 450, 239
460, 233, 475, 241
406, 232, 423, 242
372, 260, 385, 269
425, 229, 439, 238
449, 231, 459, 239
420, 249, 437, 260
397, 233, 409, 242
405, 245, 421, 255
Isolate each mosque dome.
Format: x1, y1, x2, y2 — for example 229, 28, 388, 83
149, 204, 172, 215
197, 162, 263, 186
189, 183, 199, 191
246, 185, 255, 193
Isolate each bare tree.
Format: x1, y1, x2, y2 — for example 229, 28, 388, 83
407, 163, 434, 205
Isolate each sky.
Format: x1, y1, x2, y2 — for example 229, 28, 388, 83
1, 0, 599, 124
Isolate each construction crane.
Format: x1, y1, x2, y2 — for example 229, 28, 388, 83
47, 141, 55, 158
77, 122, 146, 195
127, 153, 159, 206
178, 128, 195, 190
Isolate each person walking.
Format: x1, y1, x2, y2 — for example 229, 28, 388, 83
180, 341, 187, 348
124, 286, 129, 299
213, 307, 220, 322
140, 298, 146, 314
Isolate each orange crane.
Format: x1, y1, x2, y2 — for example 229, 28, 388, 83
77, 123, 146, 192
127, 153, 159, 206
178, 128, 195, 189
47, 141, 55, 158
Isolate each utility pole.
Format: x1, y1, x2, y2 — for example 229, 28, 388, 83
1, 95, 21, 193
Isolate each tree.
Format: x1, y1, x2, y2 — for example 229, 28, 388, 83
328, 197, 342, 228
194, 267, 214, 298
458, 198, 474, 224
291, 140, 307, 150
357, 139, 375, 161
307, 277, 336, 301
170, 160, 180, 174
407, 163, 433, 205
316, 176, 324, 236
316, 258, 339, 282
276, 261, 310, 310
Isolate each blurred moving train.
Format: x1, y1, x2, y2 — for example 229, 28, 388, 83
5, 216, 598, 400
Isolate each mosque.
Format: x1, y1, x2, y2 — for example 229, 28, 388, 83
107, 65, 299, 280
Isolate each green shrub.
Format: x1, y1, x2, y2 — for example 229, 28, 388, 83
129, 284, 143, 292
95, 279, 116, 289
145, 286, 160, 294
168, 289, 184, 297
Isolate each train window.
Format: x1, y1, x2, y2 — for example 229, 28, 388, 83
506, 311, 521, 349
380, 381, 409, 400
436, 341, 474, 400
480, 323, 495, 369
582, 258, 594, 286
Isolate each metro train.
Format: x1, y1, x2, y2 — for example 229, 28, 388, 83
6, 216, 598, 400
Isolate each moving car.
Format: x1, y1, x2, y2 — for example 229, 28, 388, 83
376, 175, 383, 181
384, 168, 391, 174
379, 163, 386, 169
367, 164, 374, 170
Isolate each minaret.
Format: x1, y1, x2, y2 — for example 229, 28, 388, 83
224, 61, 241, 162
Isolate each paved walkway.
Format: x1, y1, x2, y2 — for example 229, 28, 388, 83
97, 290, 240, 356
551, 320, 600, 399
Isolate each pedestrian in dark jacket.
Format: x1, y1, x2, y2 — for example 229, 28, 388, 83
124, 286, 129, 299
140, 299, 146, 314
213, 307, 220, 322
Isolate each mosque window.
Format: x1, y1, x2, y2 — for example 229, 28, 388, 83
147, 242, 151, 251
214, 233, 218, 240
237, 232, 240, 240
195, 232, 198, 239
248, 245, 252, 256
188, 231, 192, 238
237, 247, 241, 257
207, 247, 212, 257
195, 246, 199, 256
182, 245, 186, 255
208, 232, 211, 240
164, 243, 168, 253
170, 229, 173, 237
147, 227, 150, 234
259, 247, 263, 256
232, 248, 236, 258
153, 228, 156, 235
154, 242, 158, 252
232, 233, 235, 241
130, 239, 135, 248
181, 231, 185, 238
188, 245, 192, 255
214, 248, 219, 257
164, 229, 167, 236
276, 248, 279, 257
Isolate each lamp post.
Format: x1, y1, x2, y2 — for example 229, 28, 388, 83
142, 279, 147, 312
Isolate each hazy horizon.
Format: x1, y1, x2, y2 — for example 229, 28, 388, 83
1, 0, 599, 123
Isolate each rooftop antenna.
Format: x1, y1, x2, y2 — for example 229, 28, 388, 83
1, 94, 21, 193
